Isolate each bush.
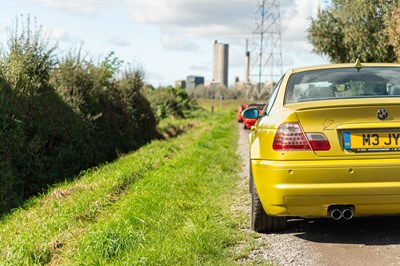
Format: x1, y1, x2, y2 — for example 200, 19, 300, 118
0, 17, 160, 212
143, 86, 194, 120
51, 53, 160, 162
0, 78, 24, 210
0, 17, 95, 209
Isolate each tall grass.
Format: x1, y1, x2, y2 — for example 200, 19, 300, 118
0, 107, 244, 265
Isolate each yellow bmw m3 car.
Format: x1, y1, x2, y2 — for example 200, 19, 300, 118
243, 61, 400, 233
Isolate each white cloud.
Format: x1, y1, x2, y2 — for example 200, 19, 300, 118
281, 0, 326, 42
125, 0, 252, 39
126, 0, 249, 23
280, 0, 330, 69
43, 26, 70, 41
37, 0, 101, 15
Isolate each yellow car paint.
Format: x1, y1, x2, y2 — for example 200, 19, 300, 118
248, 63, 400, 219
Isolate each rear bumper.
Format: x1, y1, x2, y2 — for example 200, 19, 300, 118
252, 158, 400, 217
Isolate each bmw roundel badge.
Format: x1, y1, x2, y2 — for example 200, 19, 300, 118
376, 109, 388, 120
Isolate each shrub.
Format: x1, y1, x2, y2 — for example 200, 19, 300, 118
143, 86, 194, 120
0, 17, 159, 212
0, 77, 24, 210
51, 53, 159, 162
0, 16, 95, 210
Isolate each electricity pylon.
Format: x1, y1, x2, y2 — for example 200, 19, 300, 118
251, 0, 283, 96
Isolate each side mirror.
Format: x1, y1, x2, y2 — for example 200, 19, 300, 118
242, 108, 259, 119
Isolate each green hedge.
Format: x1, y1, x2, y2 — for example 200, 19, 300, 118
0, 17, 159, 212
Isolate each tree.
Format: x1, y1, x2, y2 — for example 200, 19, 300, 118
386, 2, 400, 60
307, 0, 396, 63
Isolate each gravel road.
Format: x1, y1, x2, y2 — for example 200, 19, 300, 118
235, 121, 400, 266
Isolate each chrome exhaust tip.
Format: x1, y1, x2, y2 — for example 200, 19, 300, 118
330, 208, 342, 220
342, 208, 354, 220
328, 205, 355, 220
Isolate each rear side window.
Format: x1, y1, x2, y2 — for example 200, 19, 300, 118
284, 67, 400, 104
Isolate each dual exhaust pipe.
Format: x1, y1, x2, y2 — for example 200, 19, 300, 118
328, 206, 354, 220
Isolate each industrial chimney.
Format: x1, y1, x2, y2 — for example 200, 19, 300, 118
244, 39, 250, 84
213, 40, 229, 87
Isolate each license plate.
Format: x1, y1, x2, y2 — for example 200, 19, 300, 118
343, 131, 400, 152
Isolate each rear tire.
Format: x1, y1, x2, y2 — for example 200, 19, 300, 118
251, 180, 287, 233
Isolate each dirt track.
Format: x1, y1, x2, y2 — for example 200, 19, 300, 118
236, 122, 400, 266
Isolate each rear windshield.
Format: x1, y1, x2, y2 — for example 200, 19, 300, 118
284, 67, 400, 104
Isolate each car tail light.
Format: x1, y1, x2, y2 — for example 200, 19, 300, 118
273, 123, 330, 151
273, 123, 310, 150
306, 133, 331, 151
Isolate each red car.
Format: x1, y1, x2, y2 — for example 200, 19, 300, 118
242, 103, 265, 129
237, 104, 248, 122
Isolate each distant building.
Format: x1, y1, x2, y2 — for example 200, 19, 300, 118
213, 40, 229, 87
235, 77, 246, 90
175, 80, 186, 89
186, 75, 204, 89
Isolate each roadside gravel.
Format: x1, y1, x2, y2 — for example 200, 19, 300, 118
233, 121, 320, 266
233, 121, 400, 266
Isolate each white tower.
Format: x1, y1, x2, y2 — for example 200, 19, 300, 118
245, 39, 250, 84
213, 40, 229, 87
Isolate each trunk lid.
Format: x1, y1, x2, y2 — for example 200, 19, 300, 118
294, 101, 400, 157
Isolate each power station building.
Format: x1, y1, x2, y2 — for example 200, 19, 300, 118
212, 40, 229, 87
186, 75, 204, 89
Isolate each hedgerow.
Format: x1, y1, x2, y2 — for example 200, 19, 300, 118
143, 85, 195, 120
0, 16, 159, 212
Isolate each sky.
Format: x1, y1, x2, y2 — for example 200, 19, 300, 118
0, 0, 330, 87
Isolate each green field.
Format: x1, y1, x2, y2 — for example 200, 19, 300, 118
0, 100, 259, 265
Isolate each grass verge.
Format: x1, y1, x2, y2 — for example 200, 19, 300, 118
0, 105, 246, 265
